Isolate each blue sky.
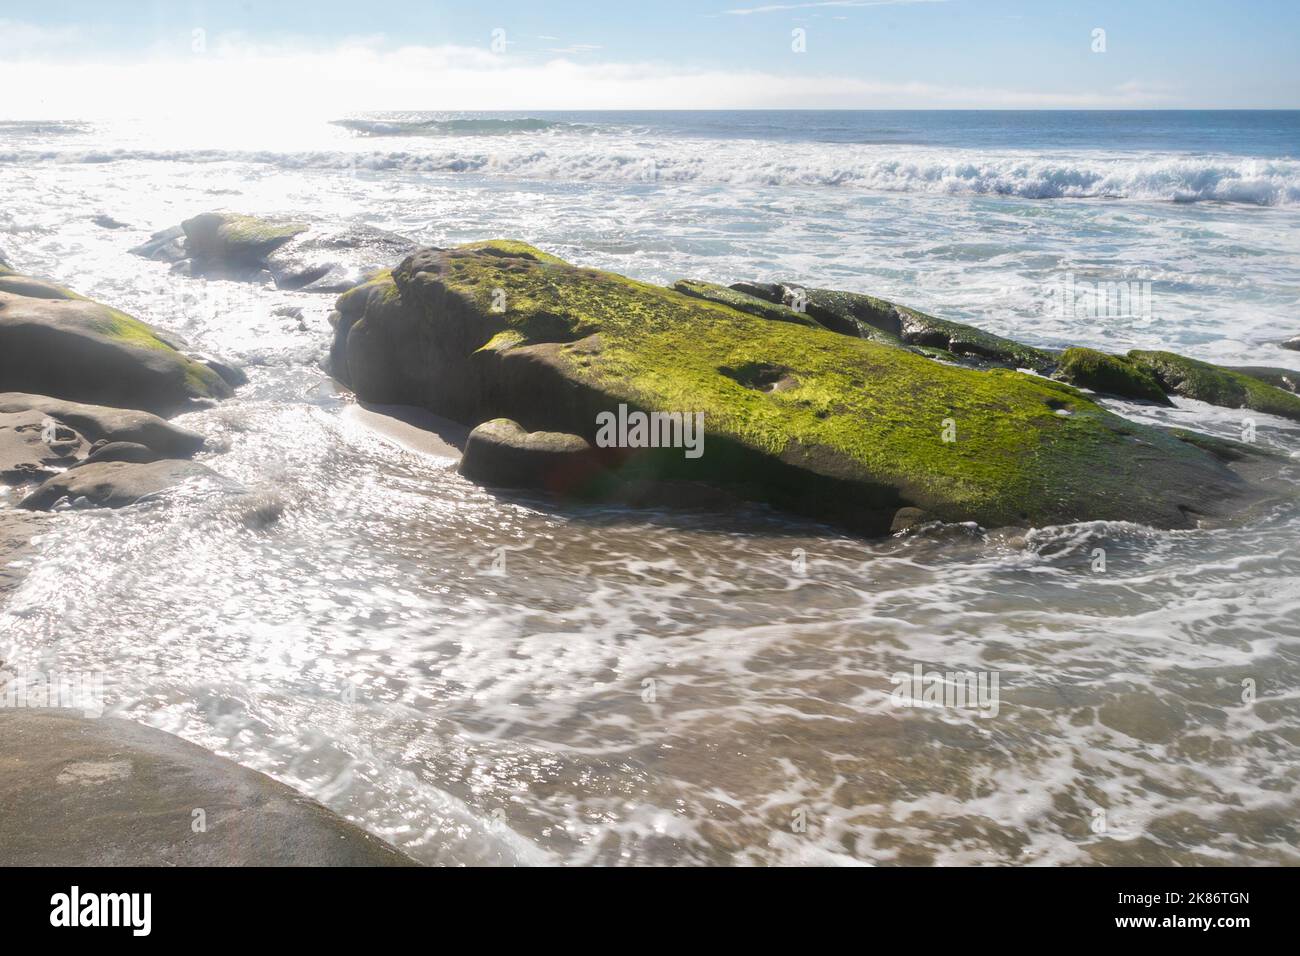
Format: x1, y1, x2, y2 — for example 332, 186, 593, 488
1, 0, 1297, 114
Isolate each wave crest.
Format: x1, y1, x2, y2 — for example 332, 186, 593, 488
3, 142, 1297, 205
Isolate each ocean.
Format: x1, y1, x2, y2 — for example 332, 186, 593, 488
1, 110, 1298, 864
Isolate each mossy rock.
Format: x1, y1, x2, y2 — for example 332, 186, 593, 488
730, 282, 904, 346
1128, 350, 1300, 422
181, 212, 308, 265
671, 280, 827, 331
1226, 366, 1300, 395
0, 274, 87, 301
1054, 347, 1172, 405
333, 241, 1269, 534
0, 278, 230, 415
736, 281, 1053, 368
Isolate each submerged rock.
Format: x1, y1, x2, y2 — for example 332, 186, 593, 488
459, 418, 604, 491
1281, 336, 1300, 352
19, 458, 235, 510
0, 710, 415, 866
1053, 347, 1172, 405
0, 276, 232, 415
1128, 350, 1300, 422
330, 240, 1277, 535
133, 211, 417, 294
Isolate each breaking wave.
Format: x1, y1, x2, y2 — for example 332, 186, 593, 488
331, 117, 578, 136
2, 141, 1298, 205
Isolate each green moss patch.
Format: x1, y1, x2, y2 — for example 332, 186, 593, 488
1128, 350, 1300, 422
672, 280, 827, 330
1055, 347, 1172, 405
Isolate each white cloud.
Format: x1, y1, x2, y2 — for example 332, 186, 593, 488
0, 33, 1173, 119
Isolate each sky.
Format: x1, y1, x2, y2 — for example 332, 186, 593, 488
0, 0, 1297, 116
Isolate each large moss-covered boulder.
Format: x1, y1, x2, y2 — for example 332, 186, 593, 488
1128, 350, 1300, 422
0, 282, 231, 415
331, 241, 1271, 535
133, 212, 416, 293
1054, 347, 1172, 405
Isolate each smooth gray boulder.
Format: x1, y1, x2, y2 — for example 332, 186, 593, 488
1281, 336, 1300, 352
0, 393, 205, 457
459, 418, 604, 492
0, 710, 415, 866
19, 459, 233, 510
76, 441, 163, 467
0, 408, 85, 483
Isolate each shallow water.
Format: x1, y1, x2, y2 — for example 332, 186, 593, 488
2, 112, 1299, 864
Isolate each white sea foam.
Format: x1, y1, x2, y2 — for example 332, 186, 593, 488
3, 140, 1298, 204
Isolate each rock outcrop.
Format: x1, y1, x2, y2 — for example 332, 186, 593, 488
0, 264, 236, 520
0, 393, 206, 458
133, 212, 417, 294
0, 710, 415, 866
329, 240, 1286, 535
0, 281, 231, 415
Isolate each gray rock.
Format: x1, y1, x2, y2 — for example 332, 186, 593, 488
92, 214, 129, 230
890, 507, 929, 533
76, 441, 163, 467
1281, 336, 1300, 352
0, 274, 82, 300
0, 288, 231, 415
0, 393, 206, 457
0, 408, 85, 483
128, 224, 187, 263
0, 710, 416, 866
459, 418, 601, 491
133, 212, 415, 294
19, 459, 234, 510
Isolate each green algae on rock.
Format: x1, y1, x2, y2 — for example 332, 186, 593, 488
1128, 350, 1300, 422
331, 241, 1269, 535
1054, 347, 1172, 405
0, 273, 231, 415
733, 281, 1055, 369
181, 211, 309, 264
671, 280, 828, 331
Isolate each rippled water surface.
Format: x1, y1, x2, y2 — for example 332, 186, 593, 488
2, 113, 1299, 864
